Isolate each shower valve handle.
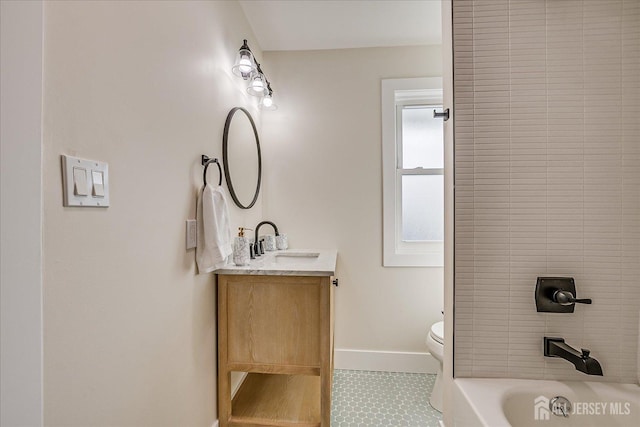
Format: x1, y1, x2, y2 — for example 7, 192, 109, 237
553, 290, 592, 306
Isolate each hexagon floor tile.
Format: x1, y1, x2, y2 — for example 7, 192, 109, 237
331, 370, 442, 427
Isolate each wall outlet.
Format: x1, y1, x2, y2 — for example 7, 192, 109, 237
186, 220, 197, 249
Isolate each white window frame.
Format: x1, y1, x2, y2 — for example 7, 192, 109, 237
382, 77, 444, 267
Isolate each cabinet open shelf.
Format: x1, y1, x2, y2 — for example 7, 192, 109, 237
231, 373, 320, 426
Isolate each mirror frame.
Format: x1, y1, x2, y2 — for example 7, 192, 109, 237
222, 107, 262, 209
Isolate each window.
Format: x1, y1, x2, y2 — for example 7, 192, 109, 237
382, 78, 443, 267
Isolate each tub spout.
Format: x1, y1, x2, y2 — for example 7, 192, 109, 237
544, 337, 603, 376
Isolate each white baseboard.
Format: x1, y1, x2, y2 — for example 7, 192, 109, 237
231, 371, 248, 398
334, 349, 439, 374
212, 373, 247, 427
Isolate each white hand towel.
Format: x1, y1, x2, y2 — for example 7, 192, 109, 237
196, 184, 233, 273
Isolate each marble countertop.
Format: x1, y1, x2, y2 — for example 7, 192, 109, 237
214, 249, 337, 277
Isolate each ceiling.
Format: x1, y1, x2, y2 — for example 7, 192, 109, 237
238, 0, 442, 52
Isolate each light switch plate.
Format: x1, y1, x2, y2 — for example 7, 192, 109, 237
62, 154, 110, 207
186, 219, 197, 249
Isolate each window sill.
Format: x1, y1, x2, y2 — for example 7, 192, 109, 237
383, 251, 443, 268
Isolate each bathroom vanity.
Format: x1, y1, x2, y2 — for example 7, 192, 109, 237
215, 250, 337, 427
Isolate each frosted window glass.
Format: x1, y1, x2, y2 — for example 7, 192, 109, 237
401, 106, 443, 169
402, 175, 444, 241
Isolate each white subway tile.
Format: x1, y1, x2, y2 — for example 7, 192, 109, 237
453, 0, 639, 382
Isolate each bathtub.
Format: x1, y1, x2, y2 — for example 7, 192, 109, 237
454, 378, 640, 427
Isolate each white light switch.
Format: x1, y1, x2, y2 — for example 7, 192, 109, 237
62, 154, 110, 207
92, 170, 105, 197
73, 167, 89, 196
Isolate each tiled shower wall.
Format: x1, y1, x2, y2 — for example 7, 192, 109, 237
453, 0, 640, 382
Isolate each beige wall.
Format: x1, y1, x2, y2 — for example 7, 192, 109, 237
453, 0, 640, 383
41, 2, 445, 422
261, 46, 444, 360
1, 1, 44, 425
42, 1, 263, 424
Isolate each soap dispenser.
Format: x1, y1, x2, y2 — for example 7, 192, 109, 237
233, 227, 251, 266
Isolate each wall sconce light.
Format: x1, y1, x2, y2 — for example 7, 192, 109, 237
259, 83, 277, 111
232, 39, 277, 110
247, 69, 268, 97
231, 39, 257, 79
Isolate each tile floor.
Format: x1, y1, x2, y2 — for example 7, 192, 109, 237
331, 370, 442, 427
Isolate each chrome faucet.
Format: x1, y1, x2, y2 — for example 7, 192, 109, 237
550, 396, 572, 418
544, 337, 603, 376
254, 221, 279, 256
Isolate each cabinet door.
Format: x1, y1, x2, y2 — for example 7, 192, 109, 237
224, 275, 323, 369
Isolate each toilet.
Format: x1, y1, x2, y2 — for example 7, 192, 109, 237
426, 320, 444, 412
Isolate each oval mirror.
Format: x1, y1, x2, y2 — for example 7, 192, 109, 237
222, 107, 261, 209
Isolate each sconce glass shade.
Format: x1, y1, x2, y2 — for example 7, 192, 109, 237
247, 73, 269, 97
259, 94, 278, 111
232, 48, 257, 79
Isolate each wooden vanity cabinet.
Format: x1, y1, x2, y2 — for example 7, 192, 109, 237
217, 274, 335, 427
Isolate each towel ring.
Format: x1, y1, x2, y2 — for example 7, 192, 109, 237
201, 155, 222, 186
